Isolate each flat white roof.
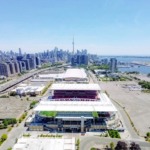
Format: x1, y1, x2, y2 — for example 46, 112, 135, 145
39, 74, 64, 79
38, 68, 87, 80
34, 93, 117, 112
51, 83, 101, 91
31, 79, 53, 82
12, 85, 45, 93
64, 68, 87, 79
13, 137, 75, 150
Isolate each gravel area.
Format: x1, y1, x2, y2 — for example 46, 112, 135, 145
100, 81, 150, 136
0, 96, 31, 119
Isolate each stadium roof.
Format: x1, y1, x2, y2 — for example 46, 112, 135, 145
34, 93, 117, 112
64, 68, 87, 79
38, 68, 88, 81
50, 83, 101, 91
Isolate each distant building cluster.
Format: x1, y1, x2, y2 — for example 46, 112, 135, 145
71, 49, 88, 66
92, 57, 118, 73
0, 48, 41, 77
0, 47, 91, 77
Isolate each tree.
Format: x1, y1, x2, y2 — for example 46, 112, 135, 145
115, 141, 128, 150
147, 73, 150, 77
3, 120, 8, 127
129, 142, 141, 150
90, 148, 96, 150
1, 134, 7, 142
146, 132, 150, 137
110, 142, 115, 150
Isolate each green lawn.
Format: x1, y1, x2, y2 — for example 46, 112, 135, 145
40, 111, 57, 117
92, 112, 99, 118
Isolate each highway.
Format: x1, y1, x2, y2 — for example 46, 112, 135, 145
0, 64, 68, 93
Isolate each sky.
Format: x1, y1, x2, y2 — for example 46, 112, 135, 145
0, 0, 150, 55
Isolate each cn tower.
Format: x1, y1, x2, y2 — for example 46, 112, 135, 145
72, 36, 74, 55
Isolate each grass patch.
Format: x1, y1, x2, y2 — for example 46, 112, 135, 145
18, 112, 27, 123
40, 111, 57, 117
41, 83, 52, 95
30, 100, 38, 109
38, 134, 62, 138
145, 132, 150, 142
108, 130, 120, 138
7, 126, 12, 132
76, 139, 80, 150
92, 112, 99, 118
0, 134, 7, 146
0, 95, 9, 98
23, 133, 31, 137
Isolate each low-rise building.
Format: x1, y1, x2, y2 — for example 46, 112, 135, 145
13, 136, 75, 150
11, 84, 46, 96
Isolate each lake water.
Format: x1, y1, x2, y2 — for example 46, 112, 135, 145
99, 56, 150, 74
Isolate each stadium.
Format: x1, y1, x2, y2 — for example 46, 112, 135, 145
26, 82, 121, 133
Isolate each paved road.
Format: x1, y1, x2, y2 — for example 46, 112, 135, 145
0, 110, 33, 150
111, 99, 140, 140
80, 136, 150, 150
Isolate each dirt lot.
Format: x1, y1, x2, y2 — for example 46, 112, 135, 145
100, 81, 150, 136
0, 96, 31, 119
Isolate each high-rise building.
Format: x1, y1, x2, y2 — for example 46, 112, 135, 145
22, 59, 30, 70
19, 48, 22, 56
71, 54, 88, 66
29, 57, 36, 69
17, 56, 23, 61
80, 54, 88, 65
35, 56, 41, 67
110, 58, 117, 73
7, 62, 16, 75
14, 61, 20, 74
18, 61, 27, 72
101, 58, 109, 65
0, 62, 11, 77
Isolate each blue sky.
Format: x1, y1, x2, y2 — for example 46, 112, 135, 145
0, 0, 150, 55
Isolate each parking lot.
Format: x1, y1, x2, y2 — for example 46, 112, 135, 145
0, 96, 31, 119
100, 81, 150, 136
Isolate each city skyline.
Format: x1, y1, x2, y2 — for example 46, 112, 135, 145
0, 0, 150, 55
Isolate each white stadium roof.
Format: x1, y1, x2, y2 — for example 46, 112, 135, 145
50, 83, 101, 91
38, 68, 87, 80
64, 68, 87, 79
34, 93, 117, 112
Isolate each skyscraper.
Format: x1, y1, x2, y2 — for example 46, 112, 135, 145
72, 37, 74, 55
110, 58, 117, 73
35, 56, 41, 67
0, 62, 11, 77
7, 62, 16, 75
19, 48, 22, 56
